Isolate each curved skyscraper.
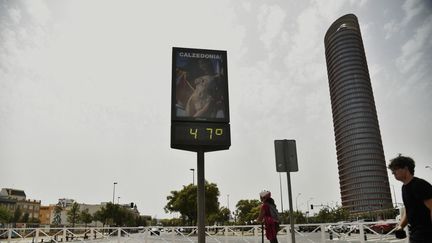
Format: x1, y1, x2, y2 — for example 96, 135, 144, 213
324, 14, 392, 213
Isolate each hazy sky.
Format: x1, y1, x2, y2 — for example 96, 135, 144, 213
1, 0, 431, 218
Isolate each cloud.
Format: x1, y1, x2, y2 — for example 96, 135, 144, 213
257, 4, 286, 49
396, 15, 432, 74
349, 0, 369, 8
382, 0, 431, 40
401, 0, 424, 26
383, 20, 399, 40
26, 0, 51, 25
8, 7, 22, 24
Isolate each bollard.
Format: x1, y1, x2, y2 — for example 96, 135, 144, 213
320, 225, 326, 243
329, 231, 333, 240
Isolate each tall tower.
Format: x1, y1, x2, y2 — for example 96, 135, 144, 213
324, 14, 393, 214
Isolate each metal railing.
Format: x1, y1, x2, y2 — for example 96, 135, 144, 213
0, 222, 408, 243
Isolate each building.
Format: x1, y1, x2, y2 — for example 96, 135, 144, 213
39, 205, 55, 225
57, 198, 75, 208
0, 188, 41, 221
0, 188, 26, 201
16, 199, 41, 220
40, 200, 139, 226
324, 14, 393, 214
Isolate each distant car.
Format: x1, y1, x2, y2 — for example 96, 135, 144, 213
298, 225, 320, 232
150, 227, 160, 236
332, 221, 350, 233
370, 221, 396, 234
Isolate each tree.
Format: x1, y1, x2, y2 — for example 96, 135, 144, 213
67, 202, 80, 227
93, 203, 137, 227
314, 206, 349, 223
279, 210, 306, 224
104, 202, 120, 226
22, 212, 30, 223
29, 217, 40, 223
53, 204, 63, 226
93, 207, 108, 226
0, 205, 12, 224
208, 207, 231, 225
332, 207, 349, 222
135, 215, 149, 227
235, 199, 260, 225
80, 209, 93, 228
164, 182, 220, 225
12, 207, 22, 224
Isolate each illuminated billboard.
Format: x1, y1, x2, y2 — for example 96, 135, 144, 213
171, 47, 229, 123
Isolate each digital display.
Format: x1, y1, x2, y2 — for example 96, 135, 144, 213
171, 47, 229, 123
170, 47, 230, 152
171, 122, 230, 151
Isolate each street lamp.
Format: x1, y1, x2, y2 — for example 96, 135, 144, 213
227, 194, 230, 210
190, 168, 195, 185
426, 165, 432, 170
117, 196, 121, 204
296, 193, 301, 212
112, 182, 118, 204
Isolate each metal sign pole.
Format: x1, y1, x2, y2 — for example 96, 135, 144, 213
197, 151, 205, 243
286, 171, 296, 243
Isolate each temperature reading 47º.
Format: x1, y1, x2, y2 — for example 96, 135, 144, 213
189, 127, 223, 140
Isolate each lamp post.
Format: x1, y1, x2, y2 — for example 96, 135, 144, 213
190, 168, 195, 185
296, 193, 301, 212
227, 194, 230, 210
112, 182, 118, 204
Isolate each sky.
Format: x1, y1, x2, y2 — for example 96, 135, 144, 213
1, 0, 431, 219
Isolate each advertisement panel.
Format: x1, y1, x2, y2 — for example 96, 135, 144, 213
171, 47, 229, 123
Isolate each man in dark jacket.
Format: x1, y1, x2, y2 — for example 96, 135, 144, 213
388, 155, 432, 243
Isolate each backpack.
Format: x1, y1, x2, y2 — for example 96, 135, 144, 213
262, 203, 279, 240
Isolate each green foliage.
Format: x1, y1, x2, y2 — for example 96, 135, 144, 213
92, 208, 106, 226
351, 207, 399, 221
29, 217, 40, 223
22, 212, 30, 223
53, 204, 63, 225
134, 215, 148, 227
79, 209, 93, 227
12, 207, 22, 223
234, 199, 260, 224
314, 206, 349, 223
164, 182, 220, 225
208, 206, 231, 225
0, 205, 12, 223
218, 207, 231, 225
279, 210, 306, 224
159, 218, 183, 226
67, 202, 80, 227
93, 202, 139, 227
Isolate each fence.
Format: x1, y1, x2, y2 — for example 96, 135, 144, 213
0, 221, 408, 243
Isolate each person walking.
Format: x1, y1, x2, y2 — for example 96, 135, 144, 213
388, 155, 432, 243
257, 190, 279, 243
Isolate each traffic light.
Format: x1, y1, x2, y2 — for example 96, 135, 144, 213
310, 205, 314, 210
130, 202, 134, 208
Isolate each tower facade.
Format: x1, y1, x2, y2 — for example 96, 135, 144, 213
324, 14, 393, 213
